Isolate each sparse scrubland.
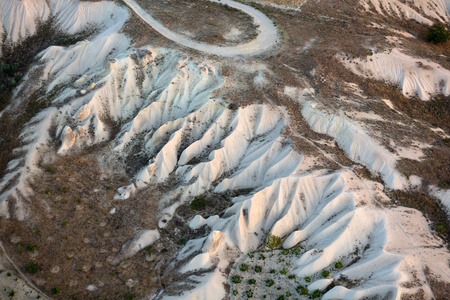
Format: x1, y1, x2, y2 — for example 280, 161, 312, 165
0, 0, 449, 299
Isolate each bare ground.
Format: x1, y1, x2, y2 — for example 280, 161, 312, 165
134, 0, 258, 46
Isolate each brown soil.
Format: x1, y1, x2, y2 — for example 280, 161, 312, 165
397, 140, 450, 189
424, 267, 450, 300
0, 152, 236, 299
134, 0, 258, 46
1, 155, 164, 299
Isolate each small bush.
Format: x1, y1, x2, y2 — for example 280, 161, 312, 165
26, 244, 36, 253
285, 291, 292, 297
178, 238, 187, 245
125, 294, 135, 300
26, 263, 38, 274
300, 287, 309, 295
276, 295, 284, 300
233, 289, 238, 296
264, 235, 282, 249
231, 275, 242, 284
145, 246, 152, 257
258, 254, 265, 260
304, 276, 311, 282
248, 253, 254, 259
311, 289, 322, 299
288, 274, 296, 280
321, 269, 330, 278
335, 261, 343, 269
280, 267, 288, 275
254, 265, 262, 273
51, 286, 60, 294
291, 247, 301, 255
265, 279, 275, 287
190, 195, 207, 210
436, 224, 446, 234
245, 290, 253, 298
239, 263, 249, 272
427, 24, 450, 43
9, 289, 15, 297
248, 278, 256, 285
281, 249, 289, 255
269, 269, 276, 273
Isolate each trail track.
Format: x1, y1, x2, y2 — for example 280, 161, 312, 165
122, 0, 280, 57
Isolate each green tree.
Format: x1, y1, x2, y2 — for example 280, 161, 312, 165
427, 24, 450, 43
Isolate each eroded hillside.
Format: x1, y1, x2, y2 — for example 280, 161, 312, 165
0, 0, 449, 299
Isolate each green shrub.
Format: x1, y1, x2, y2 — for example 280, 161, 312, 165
145, 246, 152, 257
291, 247, 301, 255
9, 289, 15, 297
51, 286, 60, 294
239, 263, 249, 272
245, 290, 253, 298
285, 291, 292, 297
26, 244, 36, 253
427, 24, 450, 43
436, 224, 446, 234
254, 265, 262, 273
178, 238, 187, 245
335, 261, 343, 269
300, 287, 309, 295
276, 295, 284, 300
258, 254, 266, 260
281, 249, 289, 255
26, 263, 38, 274
248, 278, 256, 285
190, 195, 207, 210
311, 289, 322, 299
232, 289, 238, 296
280, 267, 288, 275
321, 269, 330, 278
265, 279, 275, 287
264, 235, 282, 249
304, 276, 311, 282
288, 274, 296, 279
269, 269, 276, 273
231, 275, 242, 284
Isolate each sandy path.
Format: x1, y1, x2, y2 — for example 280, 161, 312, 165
122, 0, 279, 57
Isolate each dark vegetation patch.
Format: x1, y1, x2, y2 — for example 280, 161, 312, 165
386, 190, 449, 249
427, 24, 450, 44
397, 139, 450, 189
0, 16, 95, 187
362, 81, 450, 132
424, 267, 450, 300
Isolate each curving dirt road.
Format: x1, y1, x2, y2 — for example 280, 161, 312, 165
122, 0, 280, 57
